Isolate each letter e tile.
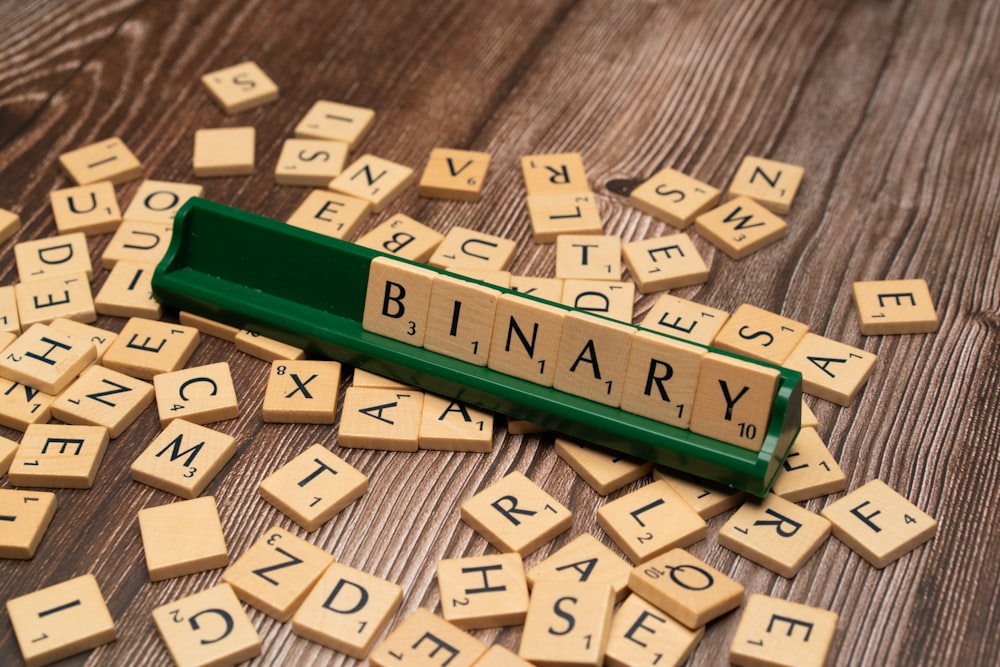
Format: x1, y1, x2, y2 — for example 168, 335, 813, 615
730, 594, 837, 667
369, 608, 486, 667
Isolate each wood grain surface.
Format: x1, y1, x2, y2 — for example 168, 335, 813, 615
2, 0, 998, 665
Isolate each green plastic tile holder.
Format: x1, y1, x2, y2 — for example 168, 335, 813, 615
152, 198, 800, 496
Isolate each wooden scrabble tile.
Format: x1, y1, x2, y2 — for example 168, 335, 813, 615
287, 189, 370, 240
519, 580, 614, 667
49, 181, 122, 235
130, 419, 238, 499
521, 152, 589, 195
712, 303, 809, 365
338, 387, 424, 451
629, 167, 721, 229
653, 468, 747, 519
419, 147, 492, 201
262, 359, 342, 424
15, 273, 95, 327
0, 323, 95, 393
0, 330, 15, 353
178, 311, 239, 342
727, 156, 805, 215
460, 471, 572, 556
629, 548, 744, 629
58, 137, 142, 185
192, 126, 255, 177
555, 234, 621, 281
153, 362, 240, 427
48, 318, 116, 361
622, 233, 710, 293
526, 533, 632, 603
201, 61, 278, 114
719, 494, 831, 578
553, 311, 634, 407
771, 427, 846, 502
597, 479, 707, 563
356, 213, 444, 261
694, 196, 787, 260
554, 437, 652, 496
329, 154, 414, 212
138, 496, 229, 581
419, 393, 493, 452
258, 443, 368, 531
0, 285, 20, 333
370, 608, 486, 667
0, 433, 17, 474
784, 332, 877, 406
293, 561, 403, 659
15, 232, 92, 282
1, 206, 22, 243
429, 227, 516, 271
437, 552, 529, 629
640, 293, 729, 346
152, 583, 260, 666
102, 317, 200, 380
453, 268, 513, 288
506, 418, 549, 434
100, 220, 173, 268
472, 645, 534, 667
621, 330, 706, 429
801, 398, 819, 427
605, 593, 704, 667
6, 574, 115, 667
688, 352, 780, 451
51, 365, 154, 438
222, 525, 334, 621
820, 478, 937, 568
94, 261, 161, 319
526, 191, 604, 242
294, 100, 375, 148
234, 328, 306, 361
0, 489, 57, 559
122, 180, 204, 224
730, 594, 837, 667
274, 138, 348, 186
852, 278, 938, 335
363, 256, 437, 346
561, 279, 635, 322
487, 292, 566, 386
9, 424, 109, 489
352, 367, 410, 389
0, 379, 56, 431
424, 274, 500, 365
510, 275, 563, 302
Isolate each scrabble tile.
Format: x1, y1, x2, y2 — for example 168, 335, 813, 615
561, 279, 635, 322
437, 552, 529, 629
597, 479, 707, 563
424, 274, 500, 365
15, 232, 92, 282
688, 352, 780, 451
122, 179, 204, 224
653, 468, 747, 519
178, 311, 239, 342
519, 580, 614, 667
222, 525, 334, 621
0, 285, 20, 333
329, 154, 414, 212
730, 594, 837, 667
234, 328, 306, 361
15, 273, 96, 327
521, 152, 589, 195
472, 645, 534, 667
0, 323, 96, 393
554, 437, 652, 496
130, 419, 238, 499
852, 278, 938, 335
621, 330, 706, 429
419, 393, 493, 452
487, 292, 566, 386
49, 181, 122, 235
152, 583, 260, 666
51, 365, 154, 438
526, 533, 632, 603
0, 379, 57, 431
154, 362, 240, 427
454, 268, 513, 288
712, 304, 809, 365
201, 61, 278, 114
352, 367, 410, 389
0, 330, 15, 353
58, 137, 142, 185
605, 593, 704, 667
0, 489, 57, 559
553, 311, 634, 407
292, 561, 403, 659
460, 471, 572, 556
640, 293, 729, 346
719, 494, 831, 578
506, 418, 549, 434
94, 261, 161, 319
102, 317, 200, 380
801, 398, 819, 428
526, 191, 604, 242
429, 227, 516, 271
0, 433, 17, 474
47, 318, 115, 361
262, 359, 342, 424
419, 147, 492, 201
629, 167, 721, 229
356, 213, 444, 261
258, 443, 367, 532
694, 196, 787, 260
287, 189, 370, 240
771, 427, 846, 502
370, 608, 486, 667
363, 256, 438, 346
820, 478, 937, 568
192, 126, 255, 177
555, 234, 621, 280
1, 206, 22, 243
138, 496, 229, 581
8, 424, 109, 489
727, 156, 805, 215
510, 275, 564, 302
100, 220, 173, 268
294, 100, 375, 148
783, 332, 877, 406
6, 574, 115, 667
338, 387, 424, 451
622, 233, 710, 293
275, 138, 348, 186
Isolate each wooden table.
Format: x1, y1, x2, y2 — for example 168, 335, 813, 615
2, 1, 998, 665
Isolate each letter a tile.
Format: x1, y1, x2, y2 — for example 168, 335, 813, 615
526, 533, 633, 603
338, 387, 424, 451
783, 332, 877, 406
152, 583, 261, 667
730, 594, 837, 667
370, 608, 486, 667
